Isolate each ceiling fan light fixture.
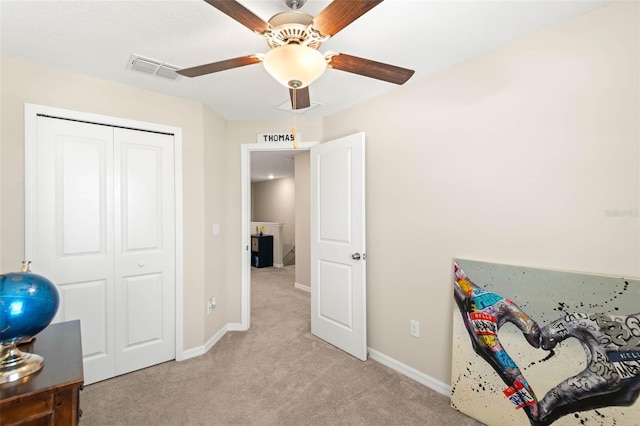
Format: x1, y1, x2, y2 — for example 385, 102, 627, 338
263, 44, 326, 89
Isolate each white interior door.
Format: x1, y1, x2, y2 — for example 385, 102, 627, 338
35, 117, 116, 383
310, 132, 367, 360
113, 128, 175, 375
31, 115, 175, 384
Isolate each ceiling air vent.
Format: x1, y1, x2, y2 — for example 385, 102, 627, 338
275, 99, 320, 113
127, 54, 180, 80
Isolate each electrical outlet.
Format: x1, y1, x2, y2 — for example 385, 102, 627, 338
207, 297, 216, 315
410, 320, 420, 337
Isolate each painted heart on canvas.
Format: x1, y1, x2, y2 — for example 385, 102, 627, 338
451, 259, 640, 426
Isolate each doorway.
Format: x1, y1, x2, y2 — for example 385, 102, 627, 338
240, 142, 317, 330
241, 133, 367, 360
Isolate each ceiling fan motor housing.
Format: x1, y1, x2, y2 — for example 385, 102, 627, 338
265, 12, 325, 49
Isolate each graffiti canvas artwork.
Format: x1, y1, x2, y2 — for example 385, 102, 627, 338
451, 259, 640, 425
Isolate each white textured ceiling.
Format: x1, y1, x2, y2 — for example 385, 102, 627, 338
250, 149, 298, 182
0, 0, 611, 181
1, 0, 610, 122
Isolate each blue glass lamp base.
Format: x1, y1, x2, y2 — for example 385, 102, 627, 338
0, 342, 44, 384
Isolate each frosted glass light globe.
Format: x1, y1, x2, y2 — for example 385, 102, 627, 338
263, 44, 326, 88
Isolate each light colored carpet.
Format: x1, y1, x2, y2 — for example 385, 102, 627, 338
80, 265, 483, 425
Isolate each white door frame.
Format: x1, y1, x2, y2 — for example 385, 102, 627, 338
24, 103, 186, 361
240, 142, 317, 330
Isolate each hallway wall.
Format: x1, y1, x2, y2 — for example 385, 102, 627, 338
252, 176, 296, 261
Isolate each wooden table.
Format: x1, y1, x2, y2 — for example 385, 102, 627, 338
1, 320, 84, 426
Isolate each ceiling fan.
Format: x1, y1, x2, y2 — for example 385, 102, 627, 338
177, 0, 415, 110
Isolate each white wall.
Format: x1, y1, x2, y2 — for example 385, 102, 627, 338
252, 176, 296, 257
323, 1, 639, 385
203, 106, 229, 339
294, 150, 311, 287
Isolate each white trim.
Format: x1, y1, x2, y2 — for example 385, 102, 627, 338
294, 282, 311, 293
367, 348, 452, 397
24, 103, 185, 361
173, 131, 185, 361
179, 322, 244, 361
24, 107, 38, 260
226, 322, 244, 332
240, 142, 318, 331
273, 263, 284, 268
181, 345, 206, 360
204, 324, 230, 353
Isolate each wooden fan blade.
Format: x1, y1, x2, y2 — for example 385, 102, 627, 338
289, 86, 311, 110
328, 53, 414, 85
313, 0, 383, 37
203, 0, 269, 33
177, 56, 261, 77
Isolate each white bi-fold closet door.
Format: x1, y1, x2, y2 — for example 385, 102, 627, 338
30, 114, 176, 385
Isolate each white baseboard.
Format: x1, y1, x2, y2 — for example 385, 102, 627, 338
181, 344, 206, 360
294, 282, 310, 293
367, 348, 452, 397
180, 322, 244, 360
273, 263, 284, 268
226, 322, 244, 331
204, 324, 229, 353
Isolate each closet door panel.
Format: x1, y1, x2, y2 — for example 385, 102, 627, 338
57, 279, 110, 361
122, 273, 163, 346
113, 128, 176, 375
35, 116, 116, 384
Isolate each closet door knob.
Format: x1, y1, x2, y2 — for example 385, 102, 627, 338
138, 261, 145, 267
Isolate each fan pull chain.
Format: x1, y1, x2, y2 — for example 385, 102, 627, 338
292, 127, 297, 149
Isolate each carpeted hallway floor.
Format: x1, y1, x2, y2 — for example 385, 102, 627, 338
80, 265, 483, 425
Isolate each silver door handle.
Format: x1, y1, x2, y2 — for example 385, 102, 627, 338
352, 253, 361, 260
